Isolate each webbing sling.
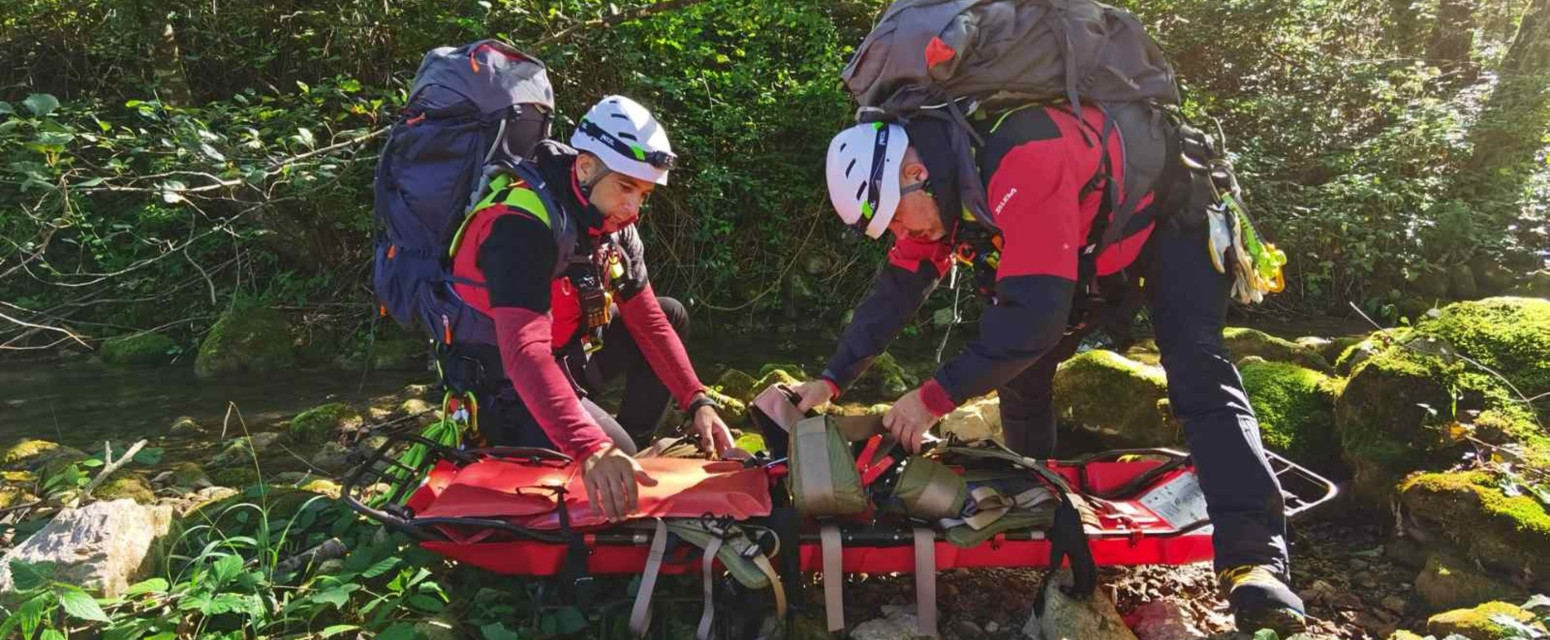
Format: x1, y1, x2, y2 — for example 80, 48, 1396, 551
793, 418, 839, 515
820, 524, 845, 632
913, 527, 939, 638
696, 536, 725, 640
628, 519, 670, 637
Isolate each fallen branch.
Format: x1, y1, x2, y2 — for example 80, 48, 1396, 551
81, 439, 148, 499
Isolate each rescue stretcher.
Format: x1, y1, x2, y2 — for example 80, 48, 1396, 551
343, 386, 1336, 639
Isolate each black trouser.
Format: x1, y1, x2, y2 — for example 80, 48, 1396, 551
447, 297, 690, 455
996, 218, 1290, 577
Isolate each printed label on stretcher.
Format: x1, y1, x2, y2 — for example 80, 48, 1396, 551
1139, 472, 1213, 535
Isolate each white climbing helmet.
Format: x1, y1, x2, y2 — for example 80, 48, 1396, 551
826, 122, 909, 239
570, 95, 676, 185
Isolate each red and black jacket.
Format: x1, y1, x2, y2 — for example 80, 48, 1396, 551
821, 105, 1157, 415
451, 141, 708, 458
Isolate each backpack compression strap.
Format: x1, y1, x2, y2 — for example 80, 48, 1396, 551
447, 174, 553, 260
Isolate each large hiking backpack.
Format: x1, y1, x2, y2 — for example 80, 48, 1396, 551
372, 40, 556, 346
841, 0, 1180, 258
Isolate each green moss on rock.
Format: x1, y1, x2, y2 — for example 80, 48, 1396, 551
1053, 350, 1178, 448
95, 473, 156, 504
1223, 327, 1332, 371
169, 416, 204, 436
167, 462, 212, 489
210, 466, 261, 487
1401, 471, 1550, 591
754, 369, 803, 397
1334, 327, 1413, 375
100, 332, 178, 366
757, 363, 808, 379
849, 352, 913, 401
715, 369, 759, 402
1420, 297, 1550, 400
1240, 361, 1344, 474
3, 439, 62, 468
1427, 601, 1546, 640
1414, 550, 1520, 613
288, 402, 364, 444
194, 306, 295, 378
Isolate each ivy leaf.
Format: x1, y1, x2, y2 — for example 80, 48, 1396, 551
9, 560, 56, 592
23, 93, 60, 118
125, 577, 169, 596
407, 594, 446, 613
1524, 594, 1550, 611
210, 554, 243, 585
1488, 613, 1547, 638
320, 625, 360, 638
293, 127, 316, 148
377, 623, 420, 640
361, 556, 400, 579
311, 583, 359, 609
0, 101, 13, 115
58, 588, 111, 622
481, 622, 523, 640
132, 447, 164, 465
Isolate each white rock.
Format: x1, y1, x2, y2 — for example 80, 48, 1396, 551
0, 499, 173, 597
1127, 601, 1202, 640
1022, 570, 1138, 640
852, 605, 922, 640
940, 396, 1002, 444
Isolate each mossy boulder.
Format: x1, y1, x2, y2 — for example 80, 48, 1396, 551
336, 324, 427, 372
1401, 471, 1550, 591
1334, 327, 1413, 375
1427, 602, 1546, 640
1239, 361, 1345, 474
165, 462, 212, 489
1053, 350, 1178, 448
309, 442, 352, 473
4, 439, 73, 469
757, 363, 808, 379
210, 466, 261, 487
1222, 327, 1332, 371
1335, 298, 1550, 502
754, 368, 803, 398
168, 416, 204, 436
94, 473, 156, 504
705, 388, 749, 426
849, 352, 913, 401
299, 478, 342, 499
100, 332, 178, 366
1413, 550, 1521, 613
288, 402, 364, 444
0, 485, 37, 509
715, 369, 759, 402
210, 432, 289, 468
194, 306, 295, 378
939, 396, 1002, 444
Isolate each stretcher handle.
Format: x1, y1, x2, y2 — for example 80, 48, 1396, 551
1061, 448, 1192, 501
1264, 449, 1340, 519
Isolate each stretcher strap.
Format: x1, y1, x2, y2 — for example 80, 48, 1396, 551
628, 519, 669, 637
912, 527, 939, 638
964, 486, 1056, 530
751, 553, 788, 621
912, 467, 961, 518
820, 524, 845, 632
696, 536, 724, 640
796, 420, 838, 514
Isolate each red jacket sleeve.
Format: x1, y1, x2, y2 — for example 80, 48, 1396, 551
618, 283, 707, 409
492, 307, 612, 459
929, 138, 1081, 412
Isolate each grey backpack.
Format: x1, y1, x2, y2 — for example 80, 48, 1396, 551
841, 0, 1181, 251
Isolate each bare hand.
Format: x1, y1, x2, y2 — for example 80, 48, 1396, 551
883, 388, 939, 454
691, 404, 744, 460
583, 445, 658, 522
792, 379, 837, 413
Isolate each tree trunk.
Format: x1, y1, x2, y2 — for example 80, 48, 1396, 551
1455, 0, 1550, 232
133, 0, 192, 105
1428, 0, 1480, 84
1390, 0, 1425, 56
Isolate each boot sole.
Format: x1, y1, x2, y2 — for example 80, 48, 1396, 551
1235, 607, 1308, 636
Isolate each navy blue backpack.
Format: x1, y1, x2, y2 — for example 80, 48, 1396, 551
372, 40, 555, 348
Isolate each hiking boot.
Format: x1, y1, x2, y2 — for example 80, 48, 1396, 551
1219, 565, 1308, 635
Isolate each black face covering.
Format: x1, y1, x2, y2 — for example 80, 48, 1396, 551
904, 116, 965, 235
